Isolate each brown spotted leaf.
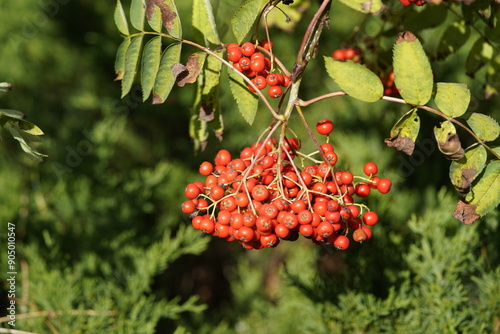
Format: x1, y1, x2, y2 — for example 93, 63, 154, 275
385, 108, 420, 155
145, 0, 181, 37
434, 120, 464, 160
173, 53, 206, 87
453, 198, 480, 224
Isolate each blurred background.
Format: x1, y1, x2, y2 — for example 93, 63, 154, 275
0, 0, 499, 333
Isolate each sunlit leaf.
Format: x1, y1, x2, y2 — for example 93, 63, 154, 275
152, 42, 181, 104
131, 0, 146, 31
393, 32, 433, 106
141, 36, 162, 101
231, 0, 266, 44
324, 57, 383, 102
449, 145, 487, 194
434, 83, 470, 118
384, 108, 420, 155
433, 120, 464, 160
467, 113, 500, 142
227, 68, 258, 125
193, 0, 221, 45
465, 160, 500, 217
114, 0, 130, 36
338, 0, 383, 14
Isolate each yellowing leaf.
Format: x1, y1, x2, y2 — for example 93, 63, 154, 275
393, 32, 433, 106
467, 113, 500, 142
193, 0, 221, 45
324, 57, 383, 102
434, 83, 470, 118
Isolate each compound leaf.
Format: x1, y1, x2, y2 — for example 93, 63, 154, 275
193, 0, 221, 45
152, 42, 181, 104
121, 35, 144, 98
131, 0, 146, 31
231, 0, 266, 44
141, 36, 162, 101
467, 113, 500, 142
227, 68, 258, 125
393, 32, 433, 106
434, 82, 470, 118
324, 57, 383, 102
114, 0, 130, 36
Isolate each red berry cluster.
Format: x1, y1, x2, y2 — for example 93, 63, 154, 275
181, 119, 392, 251
226, 40, 291, 99
331, 47, 362, 62
399, 0, 425, 6
381, 71, 399, 96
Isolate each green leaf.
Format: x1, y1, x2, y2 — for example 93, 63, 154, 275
131, 0, 146, 31
393, 32, 433, 106
193, 0, 221, 45
152, 42, 182, 104
384, 108, 420, 155
6, 122, 46, 162
465, 38, 494, 77
114, 38, 131, 81
114, 0, 130, 36
0, 82, 12, 98
433, 83, 470, 118
231, 0, 266, 44
227, 68, 258, 125
16, 119, 44, 136
465, 160, 500, 217
121, 35, 144, 98
337, 0, 383, 14
433, 120, 464, 160
449, 145, 487, 193
467, 113, 500, 142
324, 57, 383, 102
141, 36, 162, 102
145, 0, 182, 38
0, 109, 25, 120
437, 20, 470, 60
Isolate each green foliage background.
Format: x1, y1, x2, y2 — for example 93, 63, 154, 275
0, 0, 499, 333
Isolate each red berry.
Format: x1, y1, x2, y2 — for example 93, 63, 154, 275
316, 119, 334, 136
199, 161, 213, 176
259, 39, 273, 51
181, 200, 197, 214
332, 49, 345, 60
377, 178, 392, 194
362, 211, 378, 226
268, 85, 283, 98
363, 162, 378, 176
240, 42, 256, 57
333, 235, 350, 250
227, 47, 242, 63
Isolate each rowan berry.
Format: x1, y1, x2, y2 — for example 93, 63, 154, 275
316, 221, 334, 238
333, 235, 350, 250
362, 211, 378, 226
377, 178, 392, 194
227, 47, 242, 63
260, 234, 279, 247
352, 228, 367, 242
259, 39, 273, 51
268, 85, 283, 98
240, 42, 256, 56
332, 49, 345, 60
316, 119, 334, 136
184, 183, 201, 199
363, 162, 378, 176
181, 200, 197, 214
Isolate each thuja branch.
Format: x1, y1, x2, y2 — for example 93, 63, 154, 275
0, 310, 117, 323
